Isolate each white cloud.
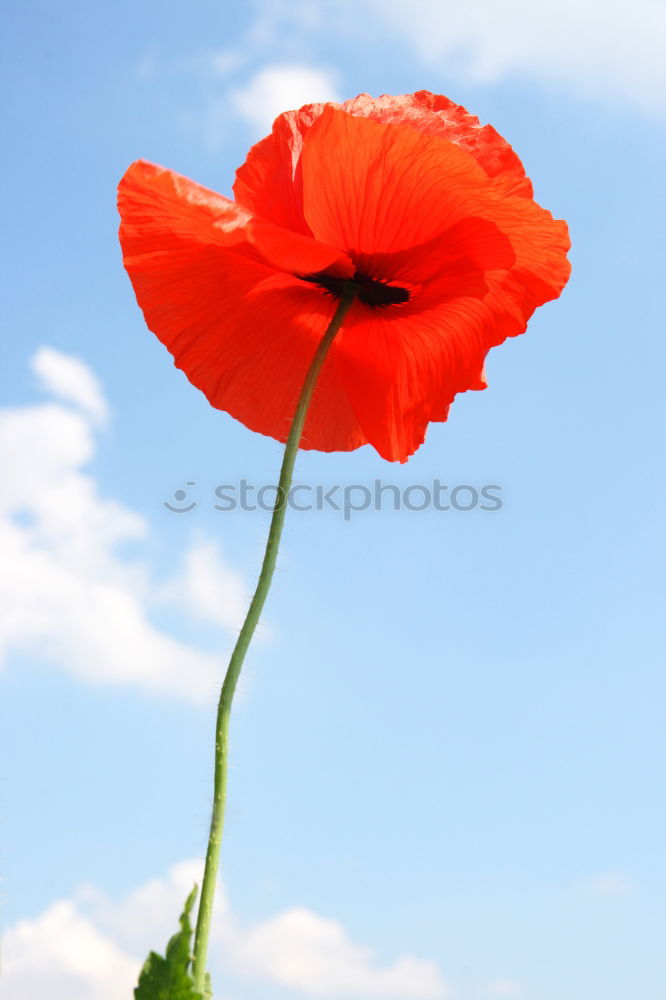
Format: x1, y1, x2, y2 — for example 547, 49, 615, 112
359, 0, 666, 113
243, 0, 327, 50
2, 901, 138, 1000
0, 350, 250, 703
230, 906, 448, 996
76, 859, 212, 958
32, 346, 109, 426
209, 0, 665, 117
143, 0, 664, 154
230, 64, 342, 135
155, 38, 341, 148
3, 861, 449, 999
157, 540, 249, 633
486, 978, 525, 998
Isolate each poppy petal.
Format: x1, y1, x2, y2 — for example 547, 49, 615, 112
335, 296, 493, 462
293, 110, 569, 461
343, 91, 533, 196
118, 161, 365, 454
300, 107, 513, 257
233, 103, 334, 235
120, 160, 353, 278
332, 196, 569, 462
120, 94, 570, 464
233, 91, 532, 235
299, 107, 569, 315
335, 224, 569, 465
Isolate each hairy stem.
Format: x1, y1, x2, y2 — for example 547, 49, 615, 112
191, 285, 357, 992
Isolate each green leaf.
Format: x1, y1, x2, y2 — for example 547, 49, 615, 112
134, 886, 208, 1000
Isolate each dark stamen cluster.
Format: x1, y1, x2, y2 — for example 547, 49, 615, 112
300, 270, 410, 307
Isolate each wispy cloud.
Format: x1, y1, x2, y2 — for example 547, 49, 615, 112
0, 350, 250, 703
194, 0, 666, 124
156, 539, 250, 632
198, 59, 340, 148
2, 899, 138, 1000
4, 860, 449, 998
135, 0, 664, 159
32, 346, 109, 426
356, 0, 666, 113
229, 64, 341, 135
230, 905, 448, 996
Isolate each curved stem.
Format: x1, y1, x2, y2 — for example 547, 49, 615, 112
191, 285, 357, 992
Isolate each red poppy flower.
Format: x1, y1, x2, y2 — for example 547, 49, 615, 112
118, 91, 570, 462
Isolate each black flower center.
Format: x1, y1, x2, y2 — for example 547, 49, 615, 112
300, 270, 410, 308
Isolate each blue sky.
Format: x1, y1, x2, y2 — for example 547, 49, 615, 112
1, 2, 665, 998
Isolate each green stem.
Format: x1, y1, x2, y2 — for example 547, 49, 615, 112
191, 284, 357, 992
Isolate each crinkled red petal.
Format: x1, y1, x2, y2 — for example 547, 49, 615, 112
233, 90, 533, 235
343, 91, 533, 196
118, 161, 364, 454
292, 109, 569, 460
120, 91, 570, 463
